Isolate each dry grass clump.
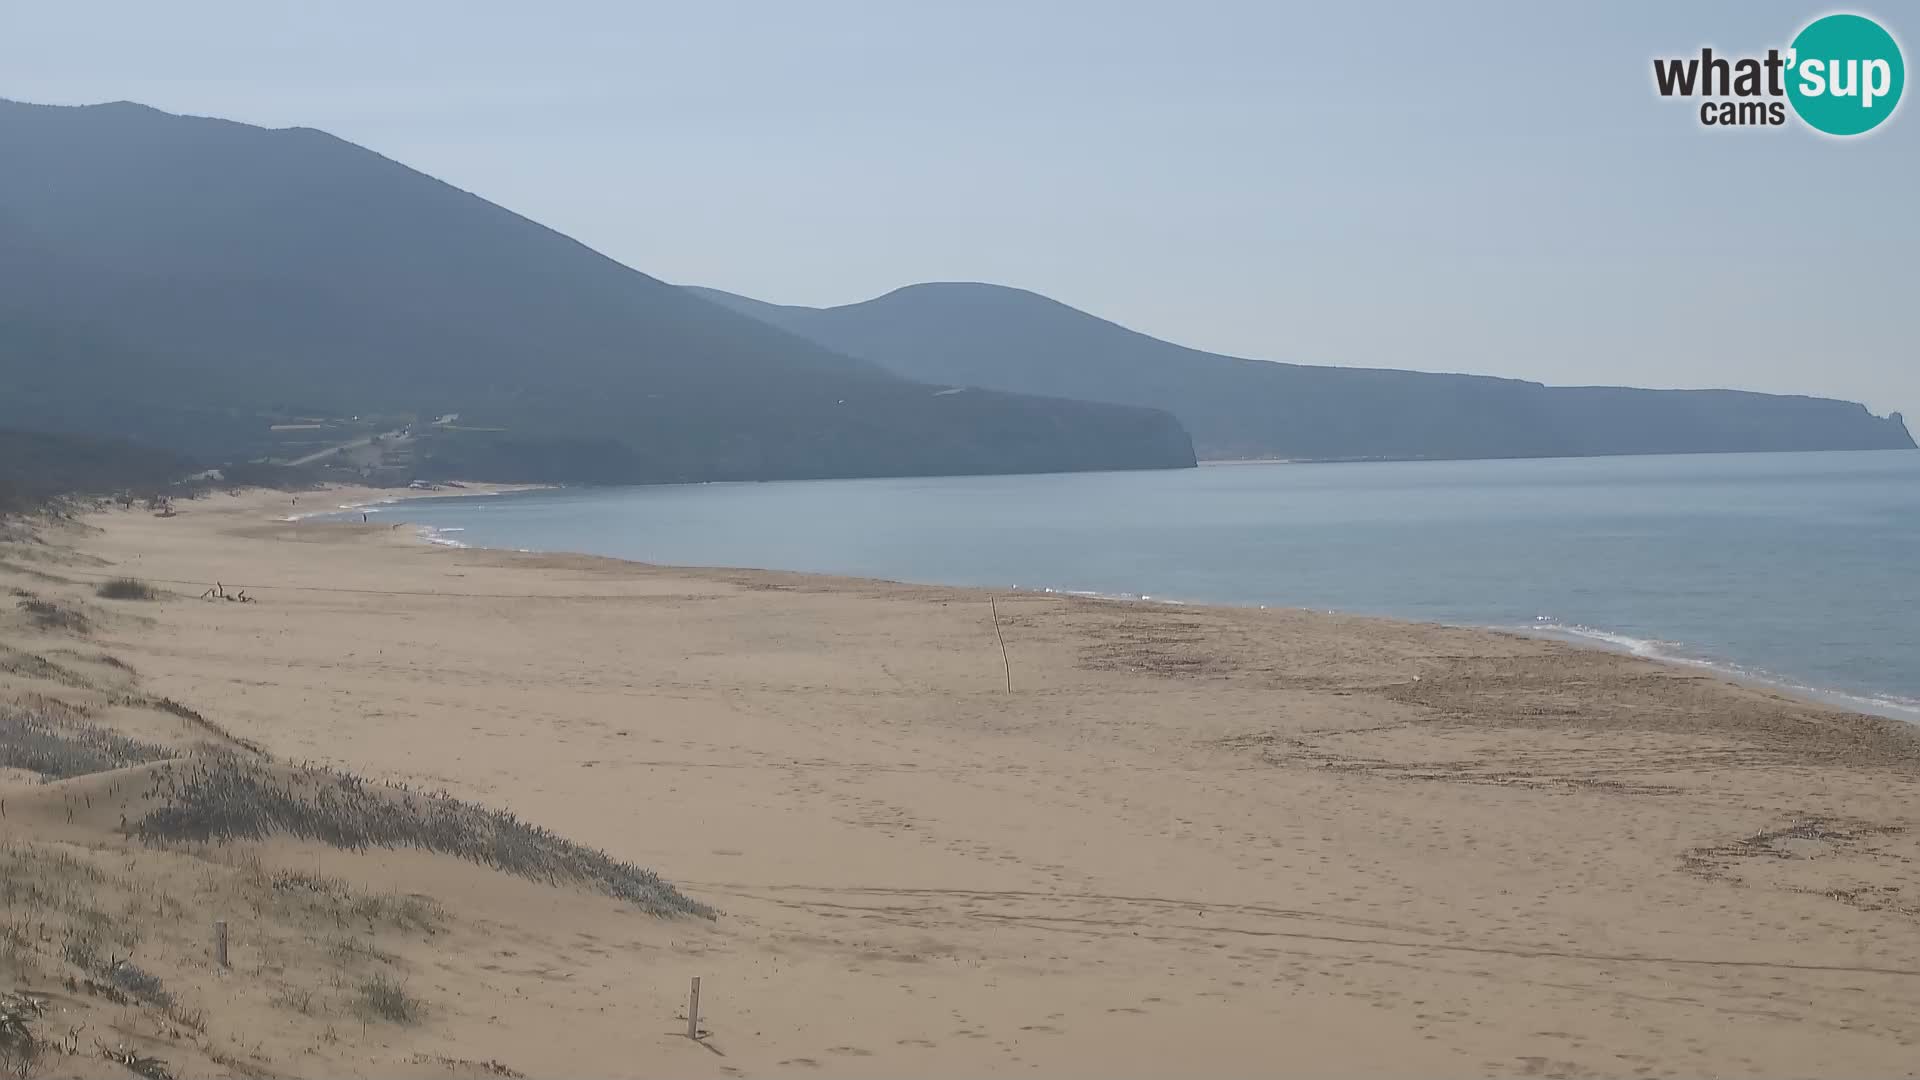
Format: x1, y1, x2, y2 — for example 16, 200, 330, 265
356, 973, 423, 1025
132, 756, 713, 918
0, 836, 443, 1075
95, 578, 163, 602
0, 704, 176, 780
263, 868, 446, 933
106, 958, 173, 1008
0, 844, 148, 964
0, 647, 91, 689
60, 930, 102, 972
13, 595, 89, 634
0, 925, 28, 975
1, 990, 49, 1078
0, 844, 184, 1046
45, 649, 133, 674
99, 1042, 175, 1080
0, 991, 42, 1047
105, 694, 267, 758
269, 984, 316, 1015
350, 890, 444, 933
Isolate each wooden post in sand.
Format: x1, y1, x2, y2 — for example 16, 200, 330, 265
213, 920, 228, 968
989, 598, 1012, 692
687, 976, 702, 1039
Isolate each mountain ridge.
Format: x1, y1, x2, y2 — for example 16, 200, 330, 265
0, 99, 1195, 481
686, 282, 1914, 461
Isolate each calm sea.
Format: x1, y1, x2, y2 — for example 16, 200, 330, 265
342, 450, 1920, 720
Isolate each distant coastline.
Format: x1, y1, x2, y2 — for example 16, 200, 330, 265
1197, 444, 1920, 467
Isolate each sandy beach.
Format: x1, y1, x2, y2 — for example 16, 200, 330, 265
5, 485, 1920, 1078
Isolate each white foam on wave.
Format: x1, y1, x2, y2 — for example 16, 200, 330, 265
1513, 617, 1920, 723
1521, 619, 1677, 660
282, 496, 394, 523
415, 525, 469, 549
1016, 585, 1189, 606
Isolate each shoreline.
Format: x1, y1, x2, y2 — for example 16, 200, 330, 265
331, 483, 1920, 726
278, 479, 555, 522
11, 484, 1920, 1076
1508, 620, 1920, 724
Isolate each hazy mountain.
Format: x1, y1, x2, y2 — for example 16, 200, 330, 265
0, 101, 1194, 481
688, 283, 1915, 462
0, 427, 197, 513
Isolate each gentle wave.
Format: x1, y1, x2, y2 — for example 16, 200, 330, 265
284, 489, 513, 523
1515, 618, 1920, 722
1019, 585, 1185, 605
1518, 619, 1680, 659
415, 525, 469, 548
282, 496, 401, 523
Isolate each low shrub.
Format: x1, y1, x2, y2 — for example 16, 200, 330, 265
0, 705, 176, 780
107, 959, 174, 1007
356, 973, 422, 1024
14, 597, 89, 634
96, 578, 163, 601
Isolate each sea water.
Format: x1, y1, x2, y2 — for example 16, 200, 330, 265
342, 450, 1920, 720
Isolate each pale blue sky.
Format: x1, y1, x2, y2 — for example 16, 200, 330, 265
4, 1, 1914, 416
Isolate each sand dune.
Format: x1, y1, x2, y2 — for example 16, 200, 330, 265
4, 486, 1920, 1077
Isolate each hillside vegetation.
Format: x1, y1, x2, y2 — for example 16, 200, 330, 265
0, 429, 196, 514
0, 100, 1194, 482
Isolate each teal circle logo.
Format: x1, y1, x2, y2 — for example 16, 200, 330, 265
1787, 13, 1905, 135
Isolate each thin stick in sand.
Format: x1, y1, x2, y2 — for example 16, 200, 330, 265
990, 597, 1012, 692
